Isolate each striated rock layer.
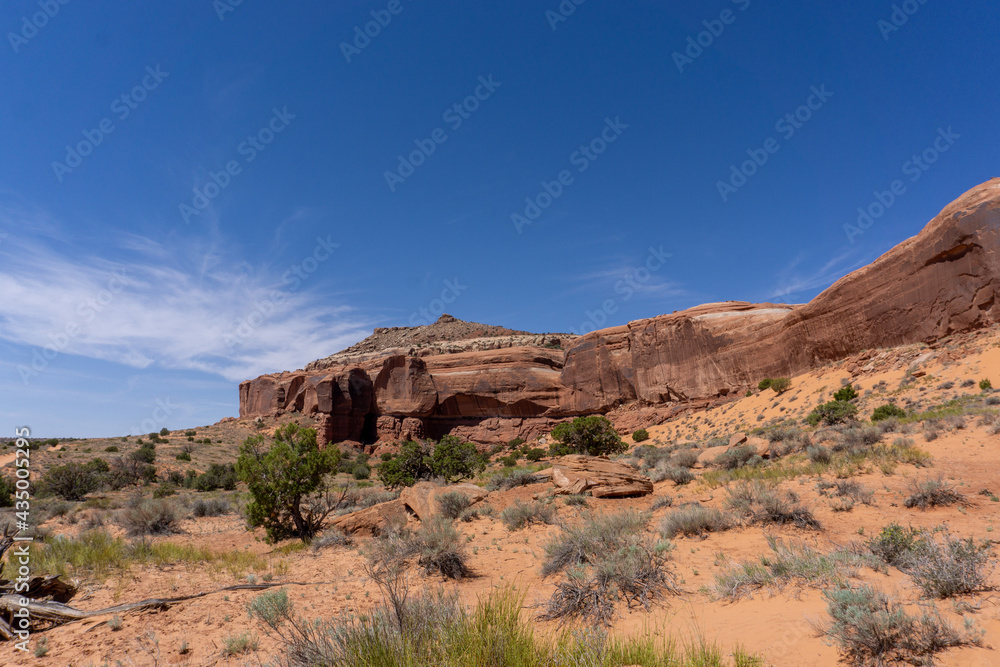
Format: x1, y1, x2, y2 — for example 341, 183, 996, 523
240, 179, 1000, 446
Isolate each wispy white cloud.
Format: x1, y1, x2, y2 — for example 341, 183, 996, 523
767, 248, 868, 301
0, 214, 370, 383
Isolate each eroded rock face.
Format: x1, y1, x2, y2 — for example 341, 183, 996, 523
240, 180, 1000, 445
399, 482, 488, 521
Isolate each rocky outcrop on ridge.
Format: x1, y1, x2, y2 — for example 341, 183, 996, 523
240, 179, 1000, 446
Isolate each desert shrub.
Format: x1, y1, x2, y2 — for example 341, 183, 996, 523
807, 400, 858, 426
104, 446, 119, 453
152, 482, 177, 498
311, 530, 353, 551
904, 478, 964, 509
117, 498, 178, 536
634, 445, 671, 469
39, 460, 108, 501
980, 378, 992, 391
236, 424, 342, 542
833, 384, 858, 402
661, 466, 695, 486
631, 428, 649, 443
908, 532, 995, 598
500, 454, 519, 467
817, 480, 874, 506
352, 464, 371, 480
194, 463, 238, 491
714, 445, 757, 470
836, 426, 882, 452
757, 378, 773, 391
866, 523, 926, 568
806, 444, 832, 464
524, 447, 545, 462
549, 416, 627, 457
769, 377, 791, 394
659, 503, 732, 538
539, 511, 675, 625
714, 537, 879, 600
413, 517, 470, 579
725, 481, 820, 529
650, 496, 673, 511
132, 442, 156, 464
670, 449, 700, 469
435, 491, 473, 521
106, 454, 156, 489
159, 427, 170, 436
564, 494, 589, 507
871, 404, 907, 422
0, 476, 15, 507
986, 396, 1000, 406
823, 584, 972, 666
176, 451, 191, 461
507, 437, 525, 450
192, 498, 231, 517
486, 469, 542, 491
500, 500, 556, 530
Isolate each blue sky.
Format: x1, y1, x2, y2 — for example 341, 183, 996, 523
1, 1, 997, 437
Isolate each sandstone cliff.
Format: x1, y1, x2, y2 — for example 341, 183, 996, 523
240, 179, 1000, 445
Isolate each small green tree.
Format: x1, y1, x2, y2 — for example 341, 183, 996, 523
377, 440, 433, 488
871, 404, 907, 422
426, 435, 486, 483
980, 379, 992, 391
757, 379, 773, 391
39, 460, 108, 501
632, 428, 650, 443
549, 416, 626, 457
833, 384, 858, 402
806, 400, 858, 426
769, 377, 792, 394
235, 424, 341, 542
0, 476, 16, 507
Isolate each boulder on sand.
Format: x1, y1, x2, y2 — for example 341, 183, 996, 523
539, 455, 653, 498
399, 481, 488, 521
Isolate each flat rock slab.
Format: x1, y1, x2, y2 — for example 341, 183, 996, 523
331, 498, 408, 536
399, 481, 488, 521
549, 455, 653, 498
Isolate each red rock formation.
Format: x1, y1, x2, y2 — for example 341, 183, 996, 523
240, 179, 1000, 445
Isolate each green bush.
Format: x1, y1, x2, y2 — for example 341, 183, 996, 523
549, 416, 626, 457
523, 447, 545, 462
236, 424, 342, 542
980, 378, 992, 391
500, 454, 518, 467
0, 476, 16, 507
757, 379, 773, 391
159, 428, 170, 436
40, 460, 109, 501
632, 428, 650, 443
193, 463, 237, 492
506, 437, 525, 450
500, 501, 555, 530
176, 451, 191, 461
866, 523, 926, 567
377, 441, 432, 488
352, 464, 371, 480
769, 377, 792, 394
833, 384, 858, 402
425, 435, 486, 483
871, 404, 907, 422
132, 442, 156, 464
104, 446, 119, 453
806, 400, 858, 426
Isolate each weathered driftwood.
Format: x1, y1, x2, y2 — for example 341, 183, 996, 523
0, 581, 319, 638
